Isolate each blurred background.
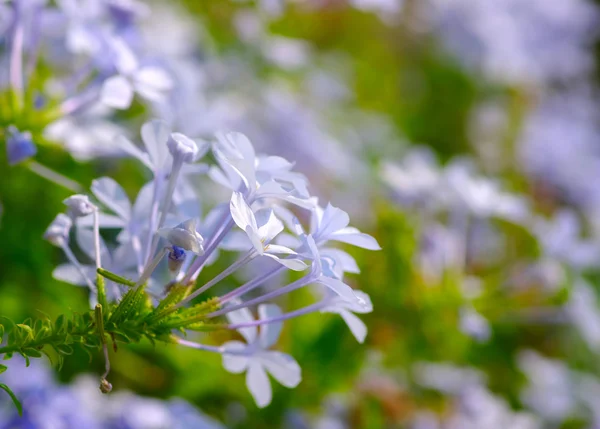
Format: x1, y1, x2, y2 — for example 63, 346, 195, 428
2, 0, 600, 428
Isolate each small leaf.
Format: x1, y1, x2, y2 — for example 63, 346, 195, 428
55, 315, 66, 335
55, 344, 73, 356
23, 348, 42, 358
0, 384, 22, 416
0, 364, 6, 374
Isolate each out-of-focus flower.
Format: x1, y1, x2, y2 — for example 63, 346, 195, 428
222, 304, 301, 408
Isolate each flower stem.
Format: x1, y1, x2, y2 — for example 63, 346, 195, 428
94, 210, 108, 309
208, 274, 313, 319
27, 161, 83, 192
177, 251, 256, 308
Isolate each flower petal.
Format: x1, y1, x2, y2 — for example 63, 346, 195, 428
101, 75, 134, 109
318, 276, 364, 307
258, 304, 283, 348
222, 341, 249, 374
225, 306, 257, 344
52, 263, 96, 287
260, 351, 301, 388
91, 177, 132, 221
246, 362, 272, 408
330, 227, 381, 250
141, 120, 170, 172
256, 210, 284, 243
338, 309, 368, 343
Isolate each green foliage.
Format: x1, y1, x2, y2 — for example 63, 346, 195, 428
0, 270, 225, 415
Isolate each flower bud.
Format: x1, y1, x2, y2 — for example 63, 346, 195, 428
44, 214, 73, 247
168, 245, 186, 273
167, 133, 199, 163
99, 378, 113, 394
63, 194, 96, 217
158, 218, 204, 254
6, 126, 36, 166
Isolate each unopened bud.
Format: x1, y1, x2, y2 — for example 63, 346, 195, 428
63, 194, 96, 217
99, 378, 112, 394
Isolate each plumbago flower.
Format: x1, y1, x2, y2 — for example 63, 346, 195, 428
1, 0, 173, 189
0, 120, 379, 409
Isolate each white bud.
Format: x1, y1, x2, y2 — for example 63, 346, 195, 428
158, 218, 204, 254
167, 133, 199, 163
44, 214, 72, 247
63, 194, 96, 217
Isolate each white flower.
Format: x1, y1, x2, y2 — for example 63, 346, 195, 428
44, 214, 73, 247
100, 37, 173, 110
63, 194, 96, 218
222, 304, 301, 408
229, 192, 307, 271
210, 132, 314, 208
158, 219, 204, 254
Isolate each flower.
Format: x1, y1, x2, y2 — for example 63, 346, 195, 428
100, 37, 173, 109
229, 191, 307, 271
221, 304, 301, 408
158, 218, 204, 254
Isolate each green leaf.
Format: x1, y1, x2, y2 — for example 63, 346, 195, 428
0, 384, 22, 416
54, 315, 66, 335
55, 344, 73, 356
0, 364, 6, 374
0, 324, 4, 343
23, 348, 42, 358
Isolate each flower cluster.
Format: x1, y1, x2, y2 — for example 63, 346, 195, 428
40, 121, 379, 407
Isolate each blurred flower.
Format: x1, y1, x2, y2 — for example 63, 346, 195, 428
222, 304, 301, 408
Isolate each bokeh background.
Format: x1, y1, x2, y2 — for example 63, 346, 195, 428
3, 0, 600, 428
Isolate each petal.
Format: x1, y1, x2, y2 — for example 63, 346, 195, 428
246, 362, 272, 408
260, 351, 301, 388
225, 306, 257, 344
258, 304, 283, 348
111, 37, 139, 74
133, 66, 173, 101
75, 227, 109, 263
91, 177, 132, 221
215, 132, 257, 192
338, 309, 368, 343
132, 182, 156, 225
256, 210, 284, 243
52, 264, 96, 287
230, 191, 258, 235
330, 227, 381, 250
115, 135, 153, 170
263, 252, 308, 271
318, 276, 364, 307
208, 166, 235, 190
222, 341, 250, 374
141, 120, 171, 172
101, 75, 134, 109
316, 204, 350, 241
322, 248, 360, 274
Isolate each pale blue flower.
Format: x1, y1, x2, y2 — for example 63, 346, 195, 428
222, 304, 301, 408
